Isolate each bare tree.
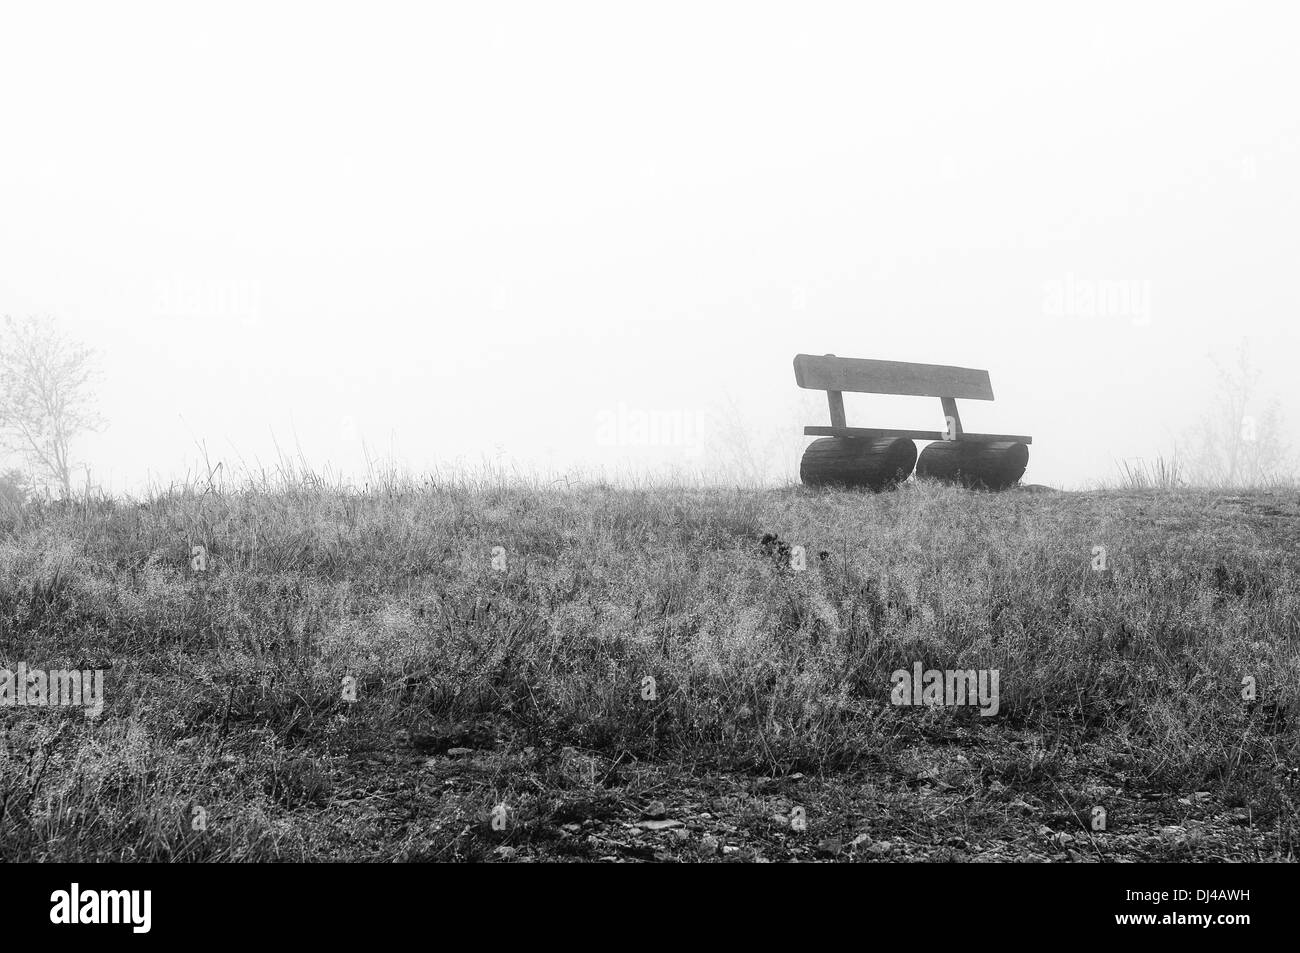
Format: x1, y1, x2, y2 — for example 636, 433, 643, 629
1182, 340, 1290, 487
0, 315, 105, 497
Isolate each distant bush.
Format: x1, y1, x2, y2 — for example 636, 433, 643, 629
0, 467, 28, 507
1182, 341, 1293, 486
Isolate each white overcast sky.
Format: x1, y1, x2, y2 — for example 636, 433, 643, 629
2, 1, 1296, 490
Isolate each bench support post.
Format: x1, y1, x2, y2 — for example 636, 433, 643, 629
823, 353, 848, 429
827, 391, 847, 429
940, 396, 963, 440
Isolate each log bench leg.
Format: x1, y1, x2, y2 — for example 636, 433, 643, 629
915, 440, 1029, 490
800, 436, 917, 490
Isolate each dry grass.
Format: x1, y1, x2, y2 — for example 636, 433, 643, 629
1, 470, 1297, 860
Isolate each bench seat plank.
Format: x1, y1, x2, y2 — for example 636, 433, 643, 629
804, 426, 1032, 445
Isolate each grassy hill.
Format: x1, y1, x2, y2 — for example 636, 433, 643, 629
1, 476, 1297, 861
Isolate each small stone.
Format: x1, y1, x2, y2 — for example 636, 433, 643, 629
644, 800, 668, 820
817, 837, 843, 857
722, 845, 740, 855
446, 747, 473, 757
868, 841, 892, 855
640, 819, 684, 831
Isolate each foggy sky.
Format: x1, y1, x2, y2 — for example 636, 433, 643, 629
2, 1, 1297, 491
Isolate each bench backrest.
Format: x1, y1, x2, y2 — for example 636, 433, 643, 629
793, 354, 994, 400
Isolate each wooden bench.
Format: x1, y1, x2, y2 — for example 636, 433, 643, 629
793, 353, 1032, 490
